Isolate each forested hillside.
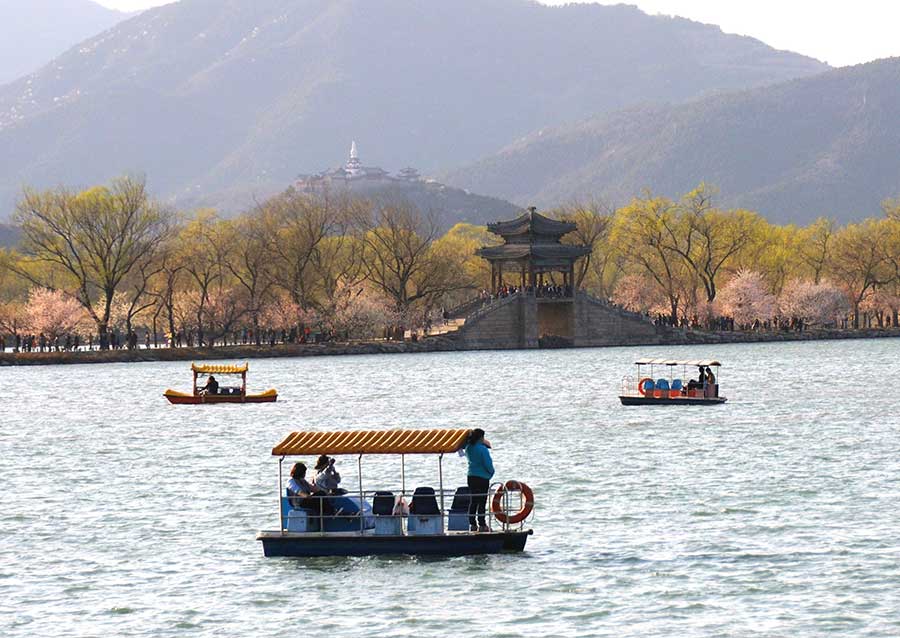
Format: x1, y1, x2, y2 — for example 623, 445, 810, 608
0, 0, 826, 217
445, 58, 900, 225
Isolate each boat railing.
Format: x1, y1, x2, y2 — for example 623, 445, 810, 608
621, 374, 719, 399
279, 486, 532, 536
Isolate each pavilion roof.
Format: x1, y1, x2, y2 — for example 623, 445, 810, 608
476, 243, 591, 261
487, 210, 577, 238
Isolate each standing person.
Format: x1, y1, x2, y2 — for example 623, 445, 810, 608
465, 428, 494, 532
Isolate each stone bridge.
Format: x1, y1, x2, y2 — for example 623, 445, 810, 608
440, 292, 681, 349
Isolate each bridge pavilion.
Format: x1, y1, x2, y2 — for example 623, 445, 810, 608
476, 207, 591, 295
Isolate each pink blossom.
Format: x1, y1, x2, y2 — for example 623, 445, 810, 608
779, 279, 850, 326
23, 288, 88, 338
714, 270, 776, 327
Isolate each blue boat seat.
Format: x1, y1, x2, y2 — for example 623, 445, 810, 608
408, 486, 442, 535
372, 491, 402, 535
641, 379, 655, 393
280, 495, 321, 532
286, 508, 320, 532
447, 486, 471, 531
655, 378, 670, 391
671, 379, 683, 391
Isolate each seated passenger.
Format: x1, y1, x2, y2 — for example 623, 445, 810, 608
198, 375, 219, 395
286, 462, 334, 515
314, 455, 346, 495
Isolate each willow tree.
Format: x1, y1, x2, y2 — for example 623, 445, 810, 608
613, 194, 692, 322
831, 219, 893, 328
13, 177, 171, 348
354, 201, 470, 326
657, 186, 763, 304
553, 201, 616, 294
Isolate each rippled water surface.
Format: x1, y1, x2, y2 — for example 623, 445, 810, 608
3, 339, 900, 637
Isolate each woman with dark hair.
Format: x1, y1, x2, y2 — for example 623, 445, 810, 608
286, 462, 334, 515
465, 428, 495, 532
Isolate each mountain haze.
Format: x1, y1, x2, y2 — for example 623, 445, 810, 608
0, 0, 128, 85
444, 58, 900, 225
0, 0, 827, 218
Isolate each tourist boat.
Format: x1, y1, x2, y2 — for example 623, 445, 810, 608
619, 358, 727, 405
163, 363, 277, 404
257, 428, 534, 557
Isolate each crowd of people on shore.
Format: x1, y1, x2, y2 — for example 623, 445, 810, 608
648, 313, 812, 333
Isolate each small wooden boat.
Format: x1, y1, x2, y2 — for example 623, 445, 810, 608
163, 363, 277, 404
619, 358, 727, 406
257, 428, 534, 557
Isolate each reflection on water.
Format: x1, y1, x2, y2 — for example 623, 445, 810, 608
2, 339, 900, 636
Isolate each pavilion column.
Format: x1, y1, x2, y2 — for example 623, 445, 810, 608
498, 261, 504, 290
521, 261, 526, 289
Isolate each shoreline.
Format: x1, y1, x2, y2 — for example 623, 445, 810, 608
2, 328, 899, 366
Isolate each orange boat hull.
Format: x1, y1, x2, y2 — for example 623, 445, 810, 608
164, 389, 278, 404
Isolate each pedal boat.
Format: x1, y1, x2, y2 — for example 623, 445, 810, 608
257, 428, 534, 557
164, 363, 277, 404
619, 358, 727, 406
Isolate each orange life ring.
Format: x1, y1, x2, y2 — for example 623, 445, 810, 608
638, 377, 653, 395
491, 480, 534, 524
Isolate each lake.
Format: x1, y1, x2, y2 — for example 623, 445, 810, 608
2, 338, 900, 636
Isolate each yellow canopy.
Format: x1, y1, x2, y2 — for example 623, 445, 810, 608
192, 363, 248, 374
272, 428, 473, 456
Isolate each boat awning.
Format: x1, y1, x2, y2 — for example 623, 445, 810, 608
634, 359, 722, 366
192, 363, 248, 374
272, 428, 472, 456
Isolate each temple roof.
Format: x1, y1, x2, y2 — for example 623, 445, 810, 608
476, 243, 591, 261
487, 209, 577, 238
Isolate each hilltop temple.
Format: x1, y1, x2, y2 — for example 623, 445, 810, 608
295, 141, 422, 191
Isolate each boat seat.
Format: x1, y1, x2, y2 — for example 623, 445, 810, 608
671, 379, 683, 391
372, 491, 395, 516
641, 379, 655, 393
280, 495, 320, 532
372, 491, 402, 535
410, 487, 440, 515
655, 379, 670, 390
448, 486, 471, 531
286, 508, 320, 532
408, 486, 442, 535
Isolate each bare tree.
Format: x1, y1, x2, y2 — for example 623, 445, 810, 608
13, 177, 171, 349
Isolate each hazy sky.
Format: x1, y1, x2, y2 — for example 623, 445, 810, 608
95, 0, 900, 67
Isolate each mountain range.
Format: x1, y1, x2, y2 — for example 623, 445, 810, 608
0, 0, 129, 86
0, 0, 827, 219
444, 58, 900, 224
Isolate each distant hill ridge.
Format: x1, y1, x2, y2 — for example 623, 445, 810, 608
0, 0, 826, 218
0, 0, 128, 85
444, 58, 900, 225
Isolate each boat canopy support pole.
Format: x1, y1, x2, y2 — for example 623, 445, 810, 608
438, 453, 445, 533
401, 454, 406, 497
358, 454, 364, 532
278, 456, 284, 535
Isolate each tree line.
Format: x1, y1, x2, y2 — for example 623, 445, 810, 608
1, 178, 898, 351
